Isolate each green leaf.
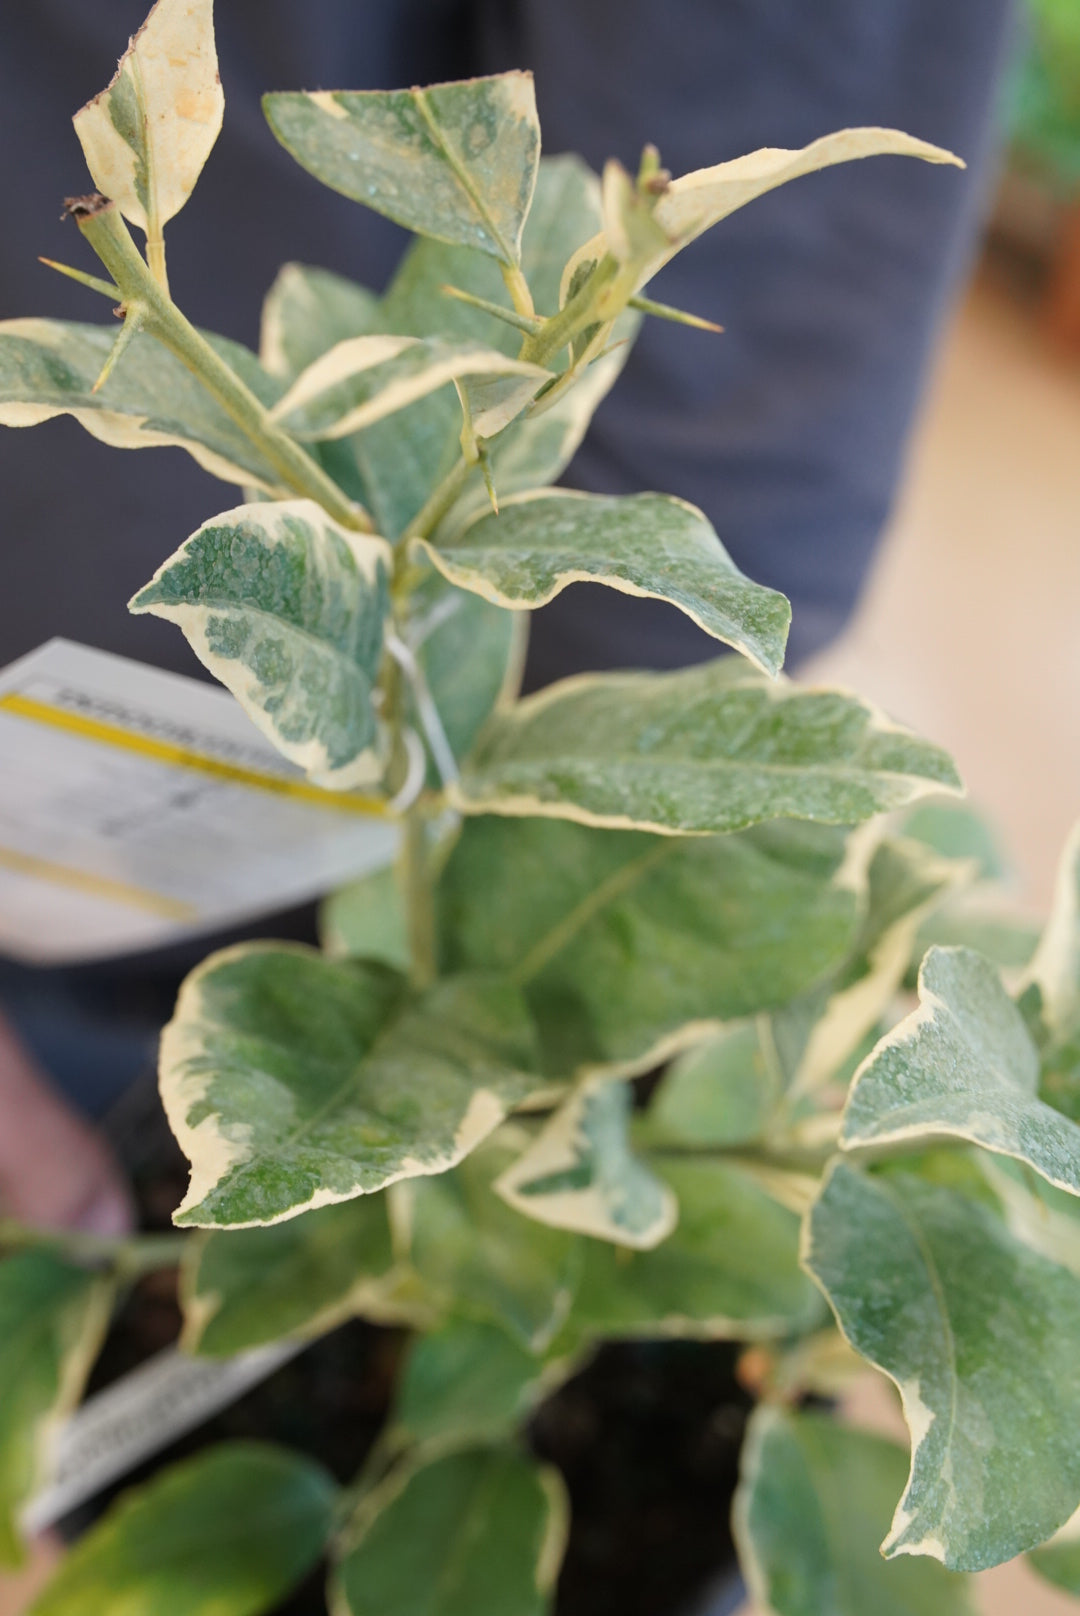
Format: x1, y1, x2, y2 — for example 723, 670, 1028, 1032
399, 1134, 581, 1352
264, 74, 540, 267
405, 567, 526, 788
0, 1252, 112, 1566
333, 1446, 566, 1616
650, 1022, 779, 1148
130, 499, 392, 789
260, 262, 381, 382
180, 1196, 405, 1356
337, 156, 630, 541
271, 335, 547, 441
418, 489, 790, 676
452, 660, 961, 836
784, 835, 968, 1099
842, 946, 1080, 1199
803, 1159, 1080, 1569
390, 1318, 549, 1452
563, 1158, 822, 1342
29, 1443, 337, 1616
321, 864, 410, 972
734, 1407, 976, 1616
72, 0, 223, 247
159, 944, 541, 1229
0, 319, 286, 492
438, 815, 860, 1077
495, 1078, 677, 1249
912, 902, 1040, 980
1029, 1534, 1080, 1596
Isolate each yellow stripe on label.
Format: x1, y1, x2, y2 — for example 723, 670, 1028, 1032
0, 693, 388, 817
0, 844, 197, 921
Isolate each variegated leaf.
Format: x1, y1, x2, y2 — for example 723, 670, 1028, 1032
130, 499, 392, 789
842, 946, 1080, 1199
264, 74, 540, 267
342, 156, 632, 540
259, 262, 380, 382
73, 0, 224, 252
562, 1158, 821, 1342
649, 1022, 779, 1149
321, 864, 410, 972
784, 835, 969, 1100
418, 489, 790, 676
438, 816, 860, 1077
804, 1160, 1080, 1569
1025, 818, 1080, 1043
333, 1446, 566, 1616
159, 944, 540, 1229
0, 1253, 112, 1566
179, 1196, 411, 1357
452, 660, 961, 836
568, 128, 963, 298
496, 1078, 677, 1249
734, 1407, 976, 1616
0, 319, 285, 492
270, 334, 547, 441
397, 1134, 581, 1353
404, 567, 525, 789
390, 1318, 551, 1453
29, 1444, 336, 1616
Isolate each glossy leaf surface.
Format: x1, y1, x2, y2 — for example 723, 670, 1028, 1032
420, 489, 790, 676
131, 500, 392, 788
160, 945, 539, 1228
439, 816, 860, 1077
453, 661, 961, 836
29, 1443, 336, 1616
804, 1161, 1080, 1569
734, 1407, 976, 1616
264, 74, 540, 266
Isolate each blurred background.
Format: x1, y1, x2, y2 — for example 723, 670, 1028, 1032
807, 0, 1080, 920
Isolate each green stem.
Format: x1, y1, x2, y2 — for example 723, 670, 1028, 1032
0, 1218, 187, 1275
398, 455, 474, 546
70, 199, 372, 533
401, 806, 437, 991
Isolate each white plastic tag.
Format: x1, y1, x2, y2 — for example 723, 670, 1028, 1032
0, 639, 397, 963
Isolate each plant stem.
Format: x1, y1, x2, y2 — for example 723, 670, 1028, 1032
401, 806, 437, 991
0, 1218, 187, 1275
70, 198, 373, 533
398, 456, 474, 547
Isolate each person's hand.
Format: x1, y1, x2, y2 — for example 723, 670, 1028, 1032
0, 1011, 133, 1235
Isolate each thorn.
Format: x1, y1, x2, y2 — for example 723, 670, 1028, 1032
39, 258, 120, 301
628, 294, 723, 333
440, 283, 542, 335
91, 306, 145, 393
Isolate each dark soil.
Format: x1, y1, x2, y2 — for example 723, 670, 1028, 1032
69, 1082, 751, 1616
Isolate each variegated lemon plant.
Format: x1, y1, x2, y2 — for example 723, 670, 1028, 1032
4, 2, 1080, 1612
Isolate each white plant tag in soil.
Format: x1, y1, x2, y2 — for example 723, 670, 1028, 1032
0, 639, 396, 963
